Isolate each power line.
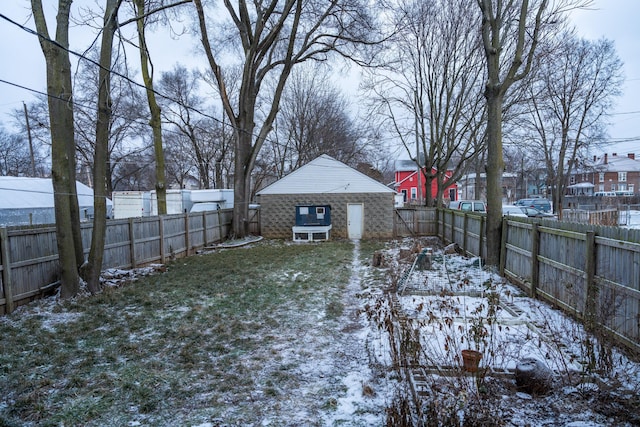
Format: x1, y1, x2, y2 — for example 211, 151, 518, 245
0, 11, 253, 137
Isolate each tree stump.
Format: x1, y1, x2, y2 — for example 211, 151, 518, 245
372, 251, 383, 267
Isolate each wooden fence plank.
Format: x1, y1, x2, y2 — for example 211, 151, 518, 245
0, 207, 253, 313
0, 228, 14, 313
439, 208, 639, 352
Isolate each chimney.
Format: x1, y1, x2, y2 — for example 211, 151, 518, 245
604, 153, 608, 164
628, 153, 636, 160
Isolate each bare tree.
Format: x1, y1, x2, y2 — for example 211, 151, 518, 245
81, 0, 123, 294
0, 127, 46, 176
31, 0, 84, 297
158, 65, 233, 189
366, 0, 486, 207
193, 0, 378, 237
524, 34, 623, 218
476, 0, 584, 266
112, 149, 156, 190
263, 67, 368, 180
74, 49, 148, 195
131, 0, 168, 214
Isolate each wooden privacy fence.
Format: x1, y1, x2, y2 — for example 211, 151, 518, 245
0, 207, 262, 314
440, 209, 640, 353
563, 208, 619, 226
394, 207, 438, 237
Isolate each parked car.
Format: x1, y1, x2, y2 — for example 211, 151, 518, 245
449, 200, 487, 213
518, 206, 556, 219
516, 198, 552, 213
502, 205, 528, 218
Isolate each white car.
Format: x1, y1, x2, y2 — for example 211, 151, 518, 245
502, 205, 528, 218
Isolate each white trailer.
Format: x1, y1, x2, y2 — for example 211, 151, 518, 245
151, 189, 193, 215
190, 189, 234, 212
112, 191, 152, 219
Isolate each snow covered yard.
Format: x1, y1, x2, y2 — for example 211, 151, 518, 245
0, 237, 638, 426
375, 237, 640, 426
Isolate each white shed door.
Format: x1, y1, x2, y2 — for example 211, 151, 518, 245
347, 203, 364, 239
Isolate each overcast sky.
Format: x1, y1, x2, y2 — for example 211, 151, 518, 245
569, 0, 640, 155
0, 1, 638, 155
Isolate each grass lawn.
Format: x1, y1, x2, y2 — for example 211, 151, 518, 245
0, 239, 390, 426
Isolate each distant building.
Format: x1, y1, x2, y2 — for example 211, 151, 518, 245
568, 153, 640, 196
457, 172, 519, 203
393, 159, 457, 205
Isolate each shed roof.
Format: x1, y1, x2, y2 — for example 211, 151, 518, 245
257, 155, 395, 195
0, 176, 107, 209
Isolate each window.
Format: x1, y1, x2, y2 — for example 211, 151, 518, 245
599, 173, 605, 183
570, 175, 576, 184
411, 187, 417, 199
619, 172, 627, 182
611, 184, 616, 191
629, 184, 635, 193
618, 183, 627, 191
316, 207, 325, 219
599, 184, 605, 192
401, 189, 407, 202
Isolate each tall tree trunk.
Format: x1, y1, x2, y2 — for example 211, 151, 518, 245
484, 90, 505, 266
232, 131, 253, 237
82, 0, 122, 293
31, 0, 83, 297
478, 0, 548, 266
134, 0, 166, 214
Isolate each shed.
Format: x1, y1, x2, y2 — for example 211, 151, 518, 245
0, 176, 111, 226
256, 155, 396, 239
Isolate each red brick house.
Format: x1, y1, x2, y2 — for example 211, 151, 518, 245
394, 160, 457, 205
568, 153, 640, 195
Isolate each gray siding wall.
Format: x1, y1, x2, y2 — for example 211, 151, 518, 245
258, 192, 395, 239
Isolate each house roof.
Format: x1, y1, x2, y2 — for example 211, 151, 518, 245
0, 176, 108, 209
593, 154, 640, 173
257, 155, 395, 195
395, 159, 421, 172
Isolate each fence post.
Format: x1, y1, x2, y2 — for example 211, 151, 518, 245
218, 209, 223, 243
0, 228, 15, 314
462, 212, 469, 255
584, 231, 597, 330
479, 215, 485, 260
499, 217, 507, 276
184, 213, 190, 257
450, 210, 455, 244
129, 218, 137, 268
159, 216, 166, 264
530, 222, 540, 298
202, 211, 207, 246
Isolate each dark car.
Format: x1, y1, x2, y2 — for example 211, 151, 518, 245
516, 198, 552, 213
519, 206, 555, 219
529, 199, 552, 213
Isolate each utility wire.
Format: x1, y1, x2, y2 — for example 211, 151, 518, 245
0, 11, 254, 138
